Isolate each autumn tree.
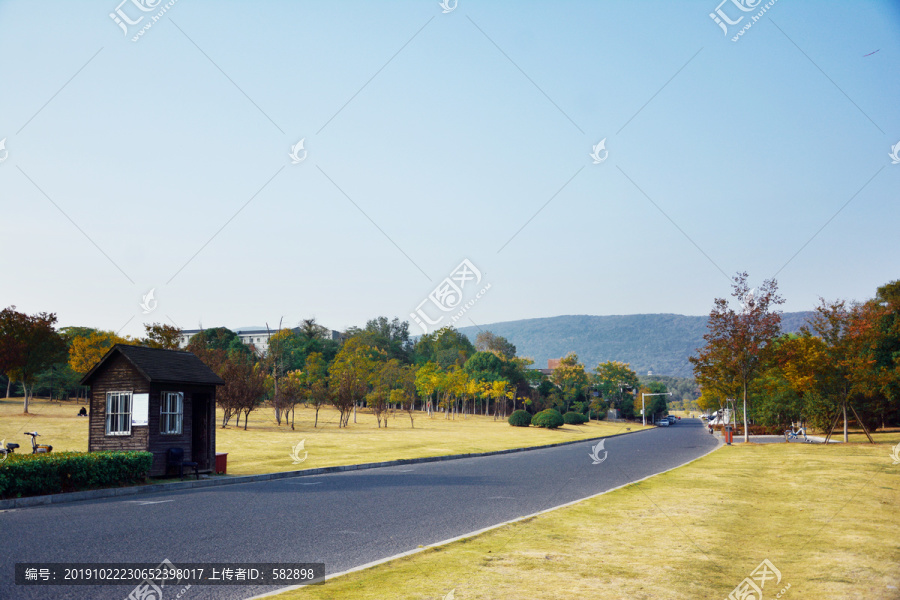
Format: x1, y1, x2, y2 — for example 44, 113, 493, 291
142, 323, 182, 350
798, 299, 875, 442
690, 272, 784, 442
329, 337, 378, 427
218, 353, 267, 430
68, 330, 131, 374
0, 307, 68, 413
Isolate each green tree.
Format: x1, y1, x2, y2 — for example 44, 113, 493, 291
594, 360, 639, 417
474, 331, 517, 360
412, 326, 475, 368
551, 353, 589, 413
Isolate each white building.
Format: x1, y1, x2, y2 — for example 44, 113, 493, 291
179, 327, 340, 355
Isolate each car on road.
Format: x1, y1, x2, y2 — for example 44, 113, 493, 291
667, 416, 677, 425
654, 419, 670, 427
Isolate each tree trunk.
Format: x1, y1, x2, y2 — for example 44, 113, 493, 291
742, 381, 749, 443
243, 408, 250, 430
5, 378, 10, 398
23, 384, 30, 414
843, 402, 848, 443
314, 407, 319, 428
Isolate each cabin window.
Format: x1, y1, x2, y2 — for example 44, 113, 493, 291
161, 392, 184, 435
106, 391, 132, 436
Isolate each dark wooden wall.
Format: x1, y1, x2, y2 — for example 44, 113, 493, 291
88, 355, 150, 453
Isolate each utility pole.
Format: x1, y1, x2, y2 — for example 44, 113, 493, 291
641, 392, 672, 426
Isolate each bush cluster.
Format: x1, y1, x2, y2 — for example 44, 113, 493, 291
563, 411, 588, 425
508, 410, 532, 427
0, 451, 153, 499
532, 409, 564, 429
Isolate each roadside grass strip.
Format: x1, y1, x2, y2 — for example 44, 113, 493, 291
268, 434, 900, 600
0, 398, 649, 476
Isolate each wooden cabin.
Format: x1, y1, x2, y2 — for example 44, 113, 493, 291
81, 344, 224, 476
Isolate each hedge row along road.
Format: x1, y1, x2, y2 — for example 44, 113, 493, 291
0, 419, 718, 600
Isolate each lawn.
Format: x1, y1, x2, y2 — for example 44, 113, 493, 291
267, 432, 900, 600
0, 398, 649, 476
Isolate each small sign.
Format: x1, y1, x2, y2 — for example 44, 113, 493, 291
132, 393, 149, 426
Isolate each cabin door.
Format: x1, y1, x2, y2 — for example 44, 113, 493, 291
192, 393, 211, 470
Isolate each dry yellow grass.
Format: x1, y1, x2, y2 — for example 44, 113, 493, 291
270, 433, 900, 600
0, 398, 648, 475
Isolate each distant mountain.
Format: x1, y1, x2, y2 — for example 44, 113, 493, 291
457, 312, 814, 378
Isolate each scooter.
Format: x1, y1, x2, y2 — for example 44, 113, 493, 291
25, 432, 52, 453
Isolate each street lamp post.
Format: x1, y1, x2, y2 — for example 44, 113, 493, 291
641, 392, 673, 426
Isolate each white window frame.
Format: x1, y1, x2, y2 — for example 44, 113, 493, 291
105, 391, 133, 436
160, 392, 184, 435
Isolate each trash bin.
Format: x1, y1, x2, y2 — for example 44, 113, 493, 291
724, 425, 733, 445
215, 452, 228, 474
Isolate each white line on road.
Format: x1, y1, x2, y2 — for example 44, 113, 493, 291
283, 481, 322, 486
123, 500, 174, 505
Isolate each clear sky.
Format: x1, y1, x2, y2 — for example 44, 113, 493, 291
1, 0, 898, 337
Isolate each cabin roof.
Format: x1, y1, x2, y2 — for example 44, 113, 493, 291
80, 344, 225, 386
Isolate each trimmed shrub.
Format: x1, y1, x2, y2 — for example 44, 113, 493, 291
508, 410, 532, 427
532, 409, 564, 429
0, 451, 153, 500
563, 411, 588, 425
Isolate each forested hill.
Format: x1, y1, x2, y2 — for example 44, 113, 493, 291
457, 312, 815, 378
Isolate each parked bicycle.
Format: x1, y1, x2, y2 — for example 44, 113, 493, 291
0, 432, 53, 458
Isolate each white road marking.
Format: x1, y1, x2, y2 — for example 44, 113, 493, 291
284, 481, 322, 486
124, 500, 174, 505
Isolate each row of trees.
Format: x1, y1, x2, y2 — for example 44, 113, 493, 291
691, 273, 900, 441
0, 306, 666, 429
0, 306, 182, 412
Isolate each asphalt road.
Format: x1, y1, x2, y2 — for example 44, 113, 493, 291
0, 419, 719, 600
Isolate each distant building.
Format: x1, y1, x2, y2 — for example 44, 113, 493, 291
178, 327, 341, 355
535, 358, 563, 377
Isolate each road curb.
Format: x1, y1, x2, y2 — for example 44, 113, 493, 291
0, 424, 653, 511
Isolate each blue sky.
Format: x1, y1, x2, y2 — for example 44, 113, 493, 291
1, 0, 898, 337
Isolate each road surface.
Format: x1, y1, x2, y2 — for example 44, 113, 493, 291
0, 418, 718, 600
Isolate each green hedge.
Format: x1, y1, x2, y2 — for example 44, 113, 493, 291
563, 411, 588, 425
508, 410, 532, 427
532, 409, 564, 429
0, 451, 153, 499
